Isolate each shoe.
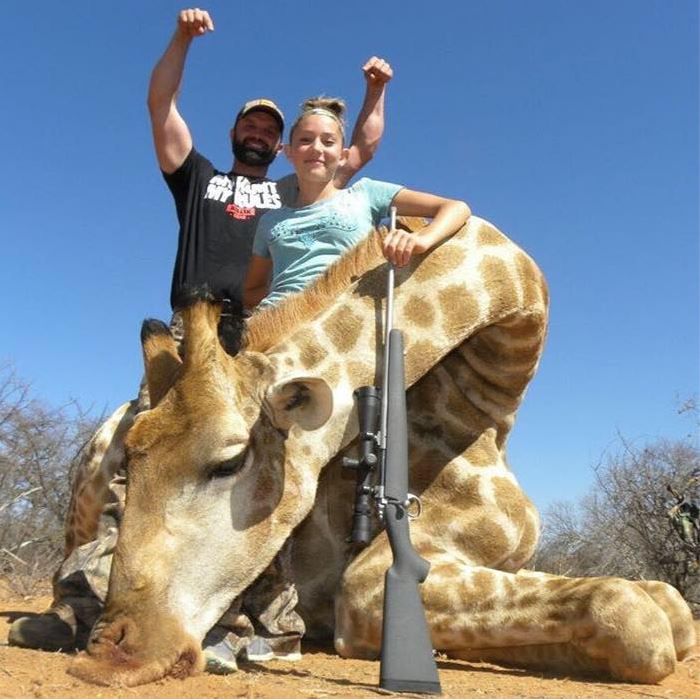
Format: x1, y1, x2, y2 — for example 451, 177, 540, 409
202, 628, 239, 674
244, 635, 302, 662
8, 613, 76, 652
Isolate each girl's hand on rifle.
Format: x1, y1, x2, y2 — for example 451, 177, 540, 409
382, 228, 429, 267
384, 189, 471, 267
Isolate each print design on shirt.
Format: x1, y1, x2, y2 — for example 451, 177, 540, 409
270, 194, 360, 248
205, 175, 283, 220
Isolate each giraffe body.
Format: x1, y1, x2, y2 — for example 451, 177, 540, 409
65, 218, 695, 687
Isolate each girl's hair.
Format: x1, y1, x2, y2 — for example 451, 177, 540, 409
289, 96, 347, 142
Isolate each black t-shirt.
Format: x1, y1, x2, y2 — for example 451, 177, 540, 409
163, 148, 295, 309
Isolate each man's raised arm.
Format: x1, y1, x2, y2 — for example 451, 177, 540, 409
335, 56, 394, 188
147, 8, 215, 174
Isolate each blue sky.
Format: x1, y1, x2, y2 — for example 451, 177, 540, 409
1, 1, 697, 511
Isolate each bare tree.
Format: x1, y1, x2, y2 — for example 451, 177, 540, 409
534, 430, 700, 614
0, 363, 101, 594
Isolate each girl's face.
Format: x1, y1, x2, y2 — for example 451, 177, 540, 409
285, 114, 348, 183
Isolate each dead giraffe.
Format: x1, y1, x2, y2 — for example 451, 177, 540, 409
68, 217, 695, 687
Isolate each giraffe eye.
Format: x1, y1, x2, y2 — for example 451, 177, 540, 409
208, 451, 248, 480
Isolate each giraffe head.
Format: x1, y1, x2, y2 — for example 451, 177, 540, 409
70, 296, 340, 686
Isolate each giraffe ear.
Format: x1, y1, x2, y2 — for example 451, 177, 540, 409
265, 376, 333, 432
141, 319, 182, 408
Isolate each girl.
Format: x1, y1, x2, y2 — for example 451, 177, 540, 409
244, 97, 470, 309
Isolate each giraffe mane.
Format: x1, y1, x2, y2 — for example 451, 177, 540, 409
243, 228, 386, 353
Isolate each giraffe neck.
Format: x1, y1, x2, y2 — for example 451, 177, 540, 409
249, 217, 545, 476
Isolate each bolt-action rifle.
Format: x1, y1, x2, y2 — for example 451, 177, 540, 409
343, 209, 441, 695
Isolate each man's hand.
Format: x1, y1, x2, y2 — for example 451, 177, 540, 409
362, 56, 393, 90
177, 8, 215, 38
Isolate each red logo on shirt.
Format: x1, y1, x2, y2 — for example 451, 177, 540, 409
226, 203, 256, 220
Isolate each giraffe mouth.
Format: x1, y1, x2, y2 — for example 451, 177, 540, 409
68, 613, 204, 686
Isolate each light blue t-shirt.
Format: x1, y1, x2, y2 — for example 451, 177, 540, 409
253, 177, 403, 307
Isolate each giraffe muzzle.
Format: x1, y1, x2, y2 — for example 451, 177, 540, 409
68, 609, 203, 686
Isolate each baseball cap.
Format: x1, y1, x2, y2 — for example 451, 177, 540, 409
235, 99, 285, 133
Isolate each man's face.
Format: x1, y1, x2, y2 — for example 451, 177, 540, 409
231, 111, 282, 167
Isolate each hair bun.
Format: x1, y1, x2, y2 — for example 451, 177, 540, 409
302, 96, 346, 123
289, 95, 347, 141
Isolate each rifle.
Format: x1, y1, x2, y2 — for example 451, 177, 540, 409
343, 208, 441, 694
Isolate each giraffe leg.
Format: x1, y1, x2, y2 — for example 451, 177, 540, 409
336, 545, 678, 683
63, 401, 137, 556
634, 580, 696, 660
9, 401, 135, 652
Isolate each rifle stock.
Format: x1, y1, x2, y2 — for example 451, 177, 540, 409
379, 329, 441, 694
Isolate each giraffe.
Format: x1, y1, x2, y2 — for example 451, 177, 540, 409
67, 217, 695, 687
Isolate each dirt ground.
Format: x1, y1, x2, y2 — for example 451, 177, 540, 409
1, 589, 698, 699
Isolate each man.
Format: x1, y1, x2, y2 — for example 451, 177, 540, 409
9, 7, 392, 672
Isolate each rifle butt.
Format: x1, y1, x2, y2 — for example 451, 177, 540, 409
379, 564, 441, 694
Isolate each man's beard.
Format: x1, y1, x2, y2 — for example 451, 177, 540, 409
232, 137, 277, 167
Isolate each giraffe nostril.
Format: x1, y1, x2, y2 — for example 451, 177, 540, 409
88, 616, 132, 652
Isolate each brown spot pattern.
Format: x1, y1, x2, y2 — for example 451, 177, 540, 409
297, 330, 328, 369
463, 431, 500, 467
515, 252, 545, 310
404, 339, 441, 385
438, 471, 484, 507
438, 284, 474, 340
413, 244, 466, 283
455, 513, 510, 565
492, 476, 527, 524
478, 256, 519, 319
477, 224, 507, 248
323, 362, 341, 387
322, 305, 364, 354
403, 294, 435, 328
472, 570, 496, 597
